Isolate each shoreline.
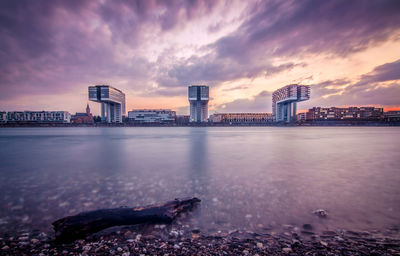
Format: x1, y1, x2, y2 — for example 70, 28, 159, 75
2, 224, 400, 255
1, 121, 400, 128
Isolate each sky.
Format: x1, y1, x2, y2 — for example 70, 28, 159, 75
0, 0, 399, 115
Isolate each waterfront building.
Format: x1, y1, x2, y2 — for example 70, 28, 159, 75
305, 107, 383, 120
0, 112, 7, 123
128, 109, 176, 123
384, 111, 400, 122
209, 113, 273, 123
296, 112, 307, 121
88, 85, 126, 123
188, 85, 209, 122
71, 104, 94, 124
6, 111, 71, 123
272, 84, 310, 122
0, 112, 6, 123
176, 115, 190, 124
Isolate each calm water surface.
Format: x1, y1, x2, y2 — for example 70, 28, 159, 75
0, 127, 399, 237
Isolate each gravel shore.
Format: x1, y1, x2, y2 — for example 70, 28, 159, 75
2, 225, 400, 256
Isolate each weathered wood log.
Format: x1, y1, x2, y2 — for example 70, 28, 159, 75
52, 197, 201, 242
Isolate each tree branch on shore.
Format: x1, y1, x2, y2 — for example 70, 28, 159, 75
52, 197, 201, 242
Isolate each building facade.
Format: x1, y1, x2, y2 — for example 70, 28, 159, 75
384, 111, 400, 122
188, 85, 209, 122
210, 113, 273, 123
88, 85, 125, 123
305, 107, 383, 120
71, 104, 94, 124
176, 115, 190, 124
128, 109, 176, 123
5, 111, 71, 123
0, 112, 7, 123
296, 112, 307, 121
272, 84, 310, 122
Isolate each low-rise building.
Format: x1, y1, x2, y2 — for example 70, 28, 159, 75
128, 109, 176, 123
0, 112, 6, 123
210, 113, 273, 123
176, 115, 190, 124
305, 107, 383, 120
71, 104, 94, 124
6, 111, 71, 123
296, 112, 306, 121
384, 111, 400, 122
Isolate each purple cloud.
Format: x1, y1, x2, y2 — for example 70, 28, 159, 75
217, 59, 400, 112
303, 59, 400, 108
0, 0, 399, 111
213, 91, 272, 113
160, 0, 400, 88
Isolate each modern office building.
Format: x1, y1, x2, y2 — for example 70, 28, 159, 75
188, 85, 209, 122
305, 107, 383, 120
272, 84, 310, 122
6, 111, 71, 123
128, 109, 176, 123
209, 113, 273, 123
88, 85, 125, 123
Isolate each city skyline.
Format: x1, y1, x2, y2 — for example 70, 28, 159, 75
0, 1, 399, 115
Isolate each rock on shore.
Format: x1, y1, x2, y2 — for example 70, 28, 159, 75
1, 226, 400, 256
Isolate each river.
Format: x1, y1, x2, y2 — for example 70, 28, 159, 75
0, 127, 399, 238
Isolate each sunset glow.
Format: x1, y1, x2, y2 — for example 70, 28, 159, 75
0, 0, 399, 115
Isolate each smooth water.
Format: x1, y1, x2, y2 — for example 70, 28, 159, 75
0, 127, 399, 237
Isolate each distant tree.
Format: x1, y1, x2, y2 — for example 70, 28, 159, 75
122, 116, 129, 123
93, 116, 102, 123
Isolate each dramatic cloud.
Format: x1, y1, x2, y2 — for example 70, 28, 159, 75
217, 59, 400, 112
213, 91, 272, 113
0, 0, 399, 113
302, 59, 400, 109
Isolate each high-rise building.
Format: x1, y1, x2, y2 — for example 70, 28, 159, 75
272, 84, 310, 122
88, 85, 126, 123
188, 85, 209, 122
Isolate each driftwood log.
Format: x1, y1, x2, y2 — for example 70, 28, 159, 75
53, 197, 201, 242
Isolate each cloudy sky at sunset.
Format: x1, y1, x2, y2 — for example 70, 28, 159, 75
1, 0, 399, 115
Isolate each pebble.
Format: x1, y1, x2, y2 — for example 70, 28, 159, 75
2, 245, 9, 250
335, 236, 344, 242
282, 247, 292, 253
256, 242, 263, 249
31, 238, 39, 244
313, 209, 328, 217
320, 241, 328, 246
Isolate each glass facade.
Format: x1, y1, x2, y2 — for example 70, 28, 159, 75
272, 84, 310, 122
188, 85, 209, 122
88, 85, 126, 123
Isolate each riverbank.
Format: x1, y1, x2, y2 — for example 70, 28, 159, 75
1, 224, 400, 255
1, 120, 400, 127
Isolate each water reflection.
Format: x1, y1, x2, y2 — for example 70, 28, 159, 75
188, 128, 209, 196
